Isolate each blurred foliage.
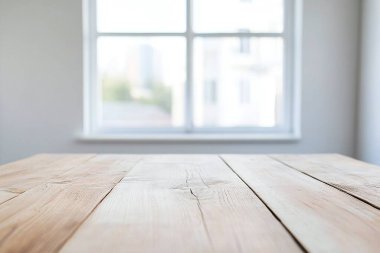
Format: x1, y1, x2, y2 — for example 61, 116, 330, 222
140, 84, 172, 113
103, 77, 132, 102
102, 77, 172, 113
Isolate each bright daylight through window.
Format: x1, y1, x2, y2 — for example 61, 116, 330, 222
85, 0, 300, 138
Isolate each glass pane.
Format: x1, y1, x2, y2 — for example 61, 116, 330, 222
97, 0, 186, 33
193, 37, 284, 128
193, 0, 284, 33
98, 37, 186, 128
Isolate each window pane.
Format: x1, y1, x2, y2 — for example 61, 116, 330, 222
98, 37, 186, 129
97, 0, 186, 33
193, 37, 284, 128
193, 0, 284, 33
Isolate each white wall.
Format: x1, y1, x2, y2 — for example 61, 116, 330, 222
0, 0, 361, 164
357, 0, 380, 165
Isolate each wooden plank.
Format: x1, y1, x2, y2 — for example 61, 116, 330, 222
60, 155, 302, 253
0, 154, 96, 204
222, 155, 380, 253
0, 191, 17, 205
0, 154, 140, 253
0, 154, 94, 204
272, 154, 380, 209
0, 154, 96, 197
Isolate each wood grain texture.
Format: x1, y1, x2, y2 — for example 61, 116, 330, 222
0, 155, 140, 253
222, 155, 380, 253
272, 154, 380, 208
0, 191, 17, 205
0, 154, 96, 203
60, 155, 302, 253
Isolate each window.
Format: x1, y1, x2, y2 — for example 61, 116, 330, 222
238, 29, 251, 54
84, 0, 301, 138
204, 80, 218, 105
239, 79, 251, 104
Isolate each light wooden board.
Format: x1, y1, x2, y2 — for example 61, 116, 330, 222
60, 155, 302, 253
0, 154, 96, 204
0, 155, 140, 253
0, 154, 96, 203
273, 154, 380, 208
222, 155, 380, 253
0, 191, 17, 205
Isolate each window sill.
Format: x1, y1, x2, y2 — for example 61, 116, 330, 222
78, 132, 301, 143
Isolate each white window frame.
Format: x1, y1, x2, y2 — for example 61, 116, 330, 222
82, 0, 303, 141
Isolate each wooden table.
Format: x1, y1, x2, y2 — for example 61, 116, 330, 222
0, 154, 380, 253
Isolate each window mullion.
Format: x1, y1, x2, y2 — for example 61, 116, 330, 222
185, 0, 194, 133
193, 32, 284, 38
96, 32, 186, 37
89, 0, 100, 133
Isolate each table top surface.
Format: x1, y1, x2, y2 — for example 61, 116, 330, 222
0, 154, 380, 253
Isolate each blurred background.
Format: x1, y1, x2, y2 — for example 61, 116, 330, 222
0, 0, 379, 165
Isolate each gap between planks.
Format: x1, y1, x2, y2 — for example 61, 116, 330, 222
0, 155, 142, 253
271, 154, 380, 211
55, 157, 143, 252
60, 155, 302, 253
222, 155, 380, 253
218, 155, 308, 253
